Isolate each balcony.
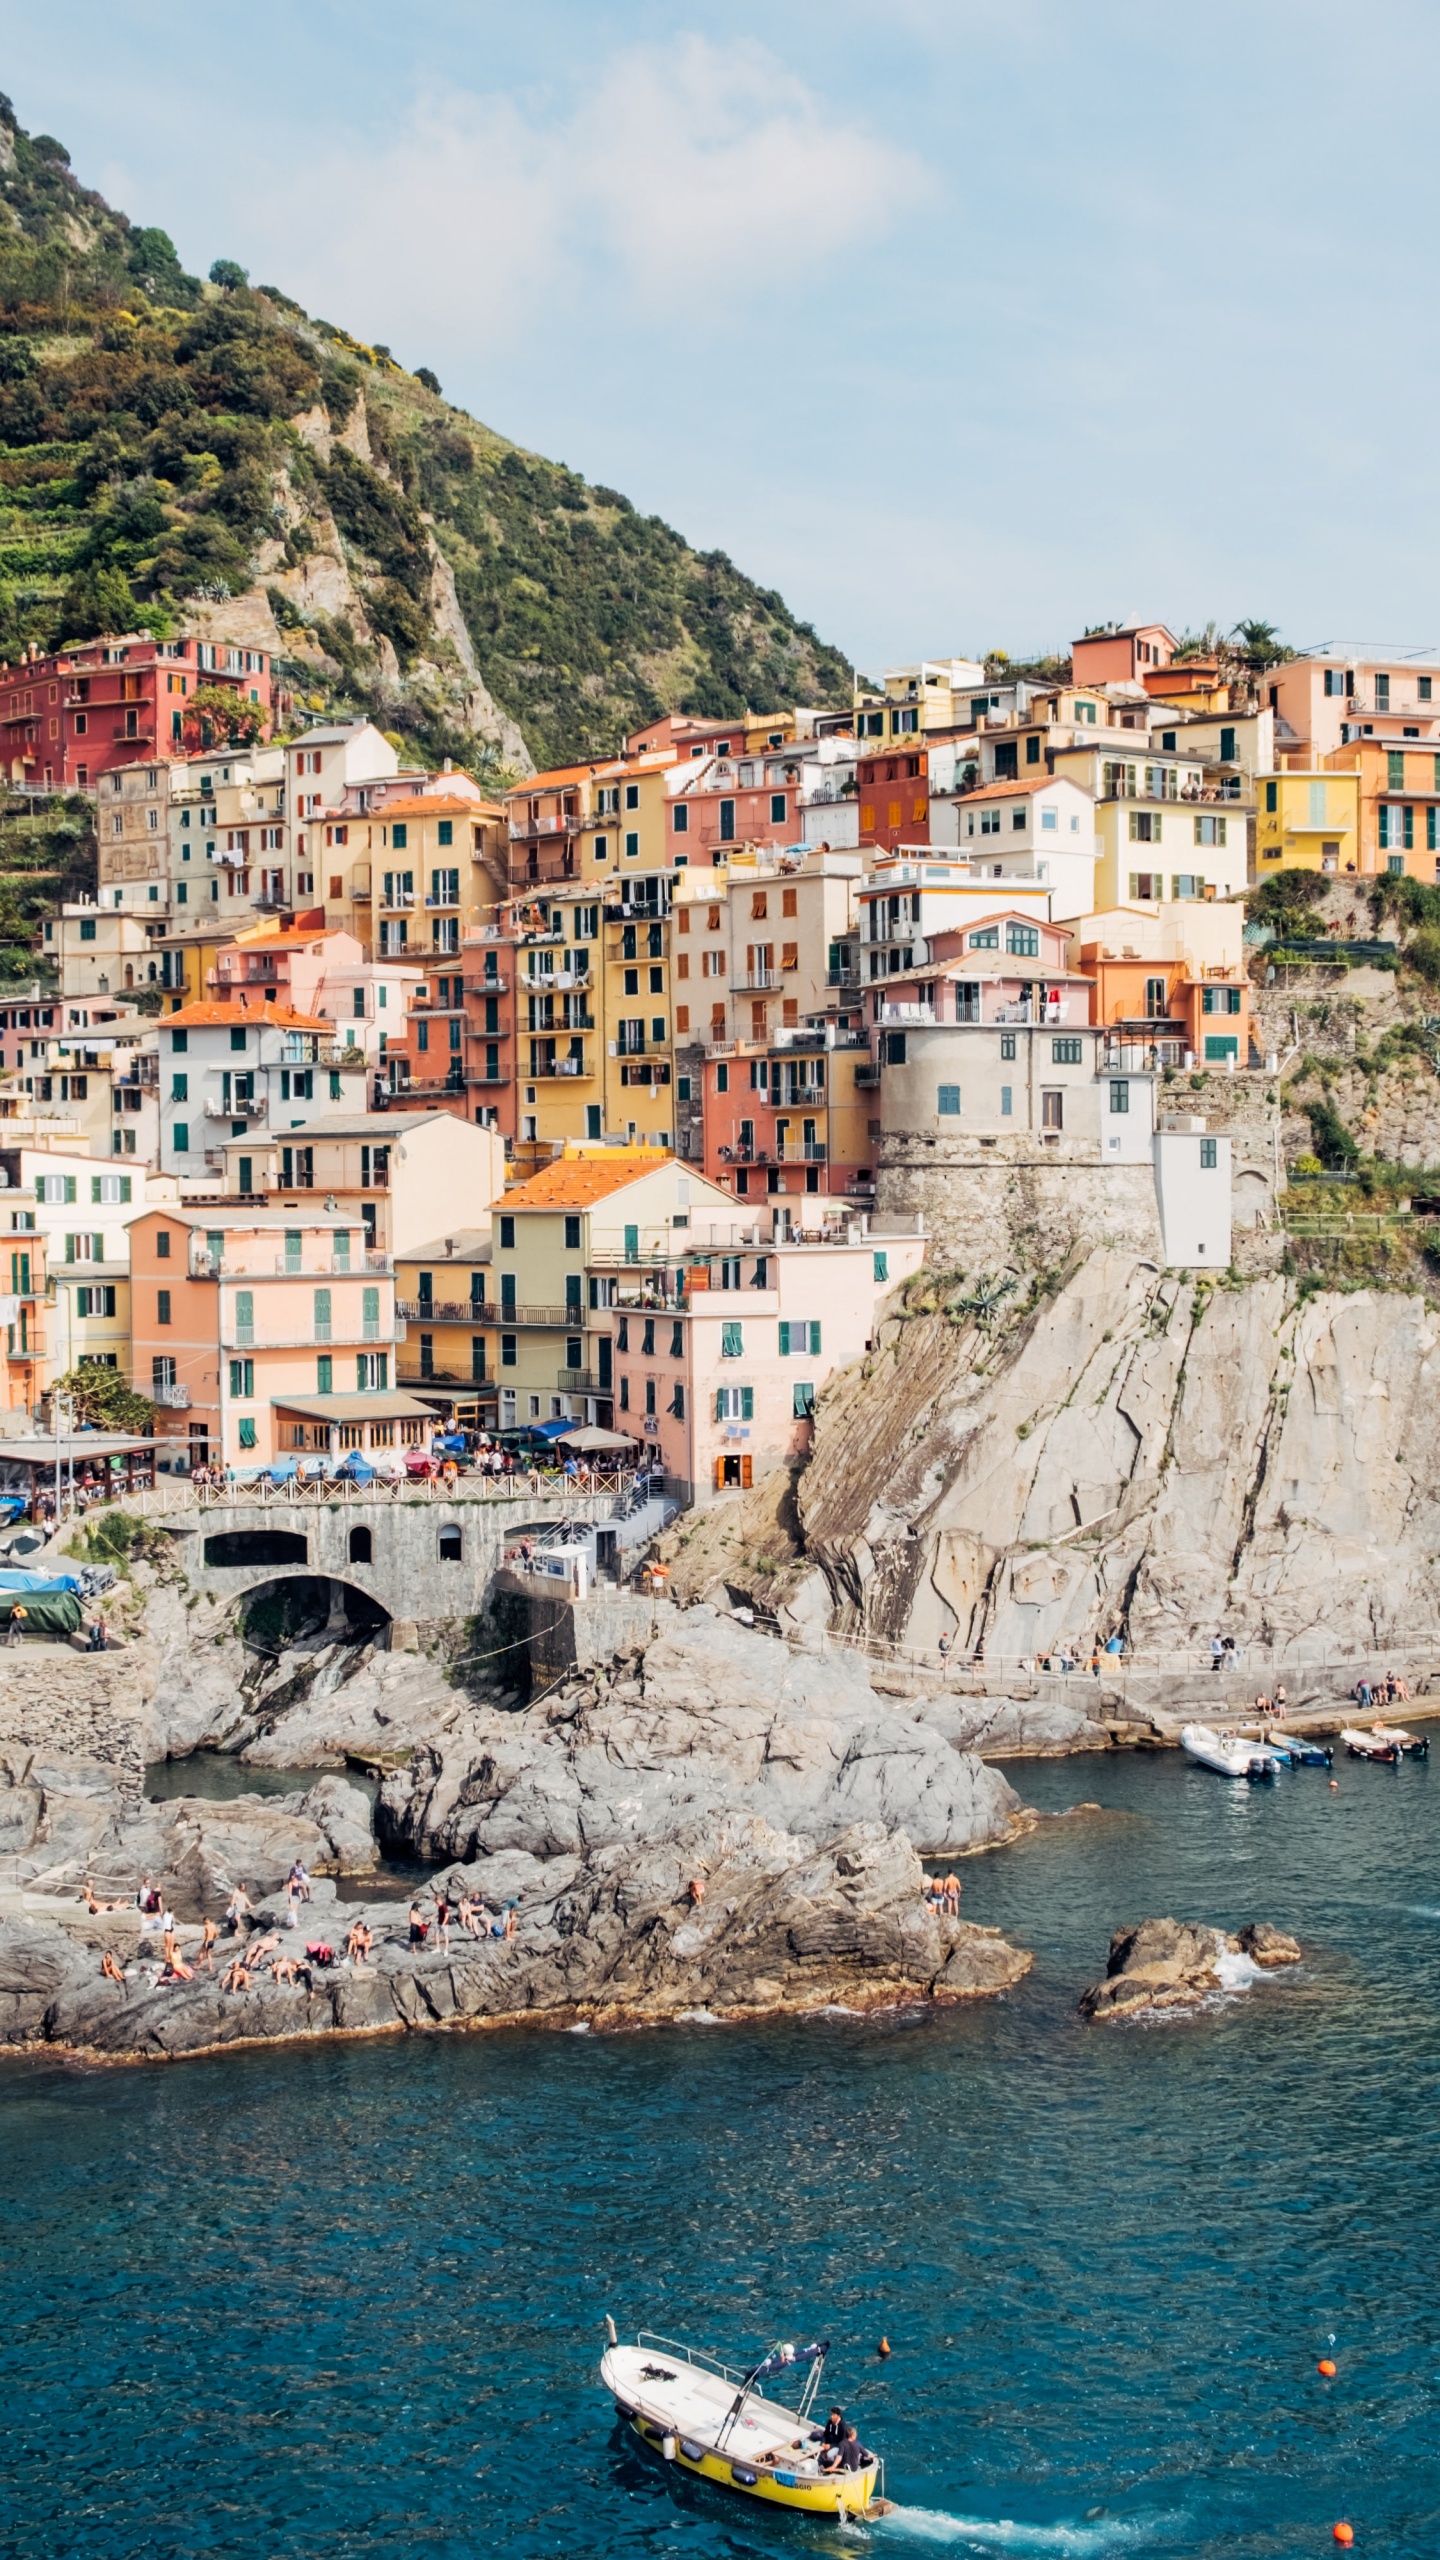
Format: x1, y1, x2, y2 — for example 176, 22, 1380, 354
467, 1067, 511, 1085
528, 1057, 593, 1079
149, 1382, 191, 1409
508, 813, 584, 841
775, 1142, 828, 1163
203, 1095, 267, 1120
495, 1303, 582, 1326
826, 968, 860, 988
523, 965, 589, 990
398, 1298, 491, 1324
732, 970, 784, 994
557, 1368, 602, 1393
877, 1003, 936, 1026
378, 891, 416, 910
854, 1062, 881, 1085
424, 893, 461, 908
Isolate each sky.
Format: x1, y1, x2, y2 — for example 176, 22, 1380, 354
7, 1, 1440, 675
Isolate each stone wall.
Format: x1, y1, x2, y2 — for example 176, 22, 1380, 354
875, 1151, 1162, 1273
0, 1643, 159, 1797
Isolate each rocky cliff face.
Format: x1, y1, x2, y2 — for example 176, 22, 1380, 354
794, 1253, 1440, 1665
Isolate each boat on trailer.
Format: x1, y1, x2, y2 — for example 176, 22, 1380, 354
600, 2324, 893, 2518
1180, 1725, 1282, 1780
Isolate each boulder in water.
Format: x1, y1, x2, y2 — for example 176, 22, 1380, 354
1080, 1916, 1301, 2020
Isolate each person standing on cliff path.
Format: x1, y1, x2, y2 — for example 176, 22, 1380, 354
5, 1601, 24, 1645
943, 1872, 962, 1918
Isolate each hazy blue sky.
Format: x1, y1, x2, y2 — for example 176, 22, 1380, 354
9, 3, 1440, 673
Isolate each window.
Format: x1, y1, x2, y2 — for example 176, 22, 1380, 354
779, 1321, 822, 1354
234, 1289, 254, 1344
564, 1214, 581, 1249
157, 1289, 171, 1325
1005, 923, 1039, 957
501, 1333, 516, 1368
1041, 1090, 1063, 1130
673, 804, 688, 833
152, 1356, 175, 1391
229, 1358, 255, 1398
1264, 781, 1278, 813
499, 1214, 515, 1249
719, 800, 735, 842
1422, 677, 1434, 703
317, 1353, 333, 1393
1202, 986, 1242, 1014
156, 1231, 171, 1258
1200, 1138, 1218, 1168
721, 1321, 743, 1357
937, 1083, 961, 1115
1000, 1032, 1016, 1060
715, 1385, 755, 1420
356, 1352, 389, 1390
173, 1122, 189, 1152
1000, 1085, 1012, 1116
1171, 874, 1204, 900
1109, 1079, 1130, 1113
1219, 726, 1237, 762
1376, 674, 1391, 708
1194, 815, 1227, 845
624, 831, 639, 858
1051, 1038, 1083, 1063
1379, 804, 1414, 849
237, 1418, 257, 1450
79, 918, 96, 942
793, 1382, 815, 1419
1128, 809, 1161, 841
230, 1027, 246, 1052
314, 1287, 332, 1341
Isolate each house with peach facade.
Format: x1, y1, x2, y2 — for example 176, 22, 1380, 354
128, 1203, 423, 1473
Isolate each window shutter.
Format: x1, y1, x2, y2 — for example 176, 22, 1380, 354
120, 1176, 131, 1203
721, 1320, 742, 1357
92, 1233, 104, 1263
740, 1455, 753, 1488
740, 1385, 754, 1419
317, 1354, 332, 1394
778, 1320, 791, 1354
356, 1356, 368, 1392
809, 1322, 822, 1354
873, 1251, 889, 1282
64, 1177, 76, 1203
64, 1233, 75, 1262
90, 1176, 101, 1202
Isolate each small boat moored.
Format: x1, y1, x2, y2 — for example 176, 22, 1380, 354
600, 2323, 892, 2518
1270, 1736, 1333, 1768
1341, 1727, 1400, 1764
1372, 1722, 1429, 1758
1180, 1725, 1283, 1780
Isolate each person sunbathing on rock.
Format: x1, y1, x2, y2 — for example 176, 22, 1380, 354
222, 1955, 252, 1993
160, 1929, 194, 1983
345, 1919, 373, 1966
100, 1951, 125, 1987
83, 1879, 125, 1913
457, 1894, 481, 1939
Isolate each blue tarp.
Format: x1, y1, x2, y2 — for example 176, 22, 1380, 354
0, 1567, 83, 1597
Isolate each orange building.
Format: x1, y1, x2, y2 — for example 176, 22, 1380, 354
1070, 624, 1175, 688
857, 746, 929, 851
1323, 738, 1440, 883
130, 1203, 416, 1473
1074, 910, 1251, 1067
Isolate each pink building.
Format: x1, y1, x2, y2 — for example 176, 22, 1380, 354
610, 1227, 925, 1500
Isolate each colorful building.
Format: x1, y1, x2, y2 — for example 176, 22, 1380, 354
155, 1001, 369, 1186
1053, 741, 1248, 907
1069, 624, 1176, 687
0, 632, 275, 793
1071, 904, 1253, 1066
1264, 655, 1440, 767
395, 1226, 494, 1427
1321, 741, 1440, 882
214, 1110, 505, 1257
1254, 770, 1362, 878
129, 1202, 414, 1473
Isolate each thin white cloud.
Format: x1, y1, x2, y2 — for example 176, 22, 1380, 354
240, 36, 925, 364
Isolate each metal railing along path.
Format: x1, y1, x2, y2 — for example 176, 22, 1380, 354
109, 1469, 642, 1518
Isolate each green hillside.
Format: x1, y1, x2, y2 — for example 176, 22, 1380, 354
0, 97, 852, 775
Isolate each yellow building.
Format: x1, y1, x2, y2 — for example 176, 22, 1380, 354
1322, 740, 1440, 882
394, 1225, 494, 1424
324, 792, 508, 959
1255, 770, 1362, 877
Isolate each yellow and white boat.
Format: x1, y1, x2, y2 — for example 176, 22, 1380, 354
600, 2322, 892, 2518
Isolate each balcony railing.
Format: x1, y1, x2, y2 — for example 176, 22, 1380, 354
424, 893, 460, 908
203, 1095, 268, 1120
378, 891, 416, 910
774, 1142, 828, 1163
494, 1303, 583, 1327
528, 1057, 592, 1079
523, 966, 589, 990
398, 1298, 491, 1324
732, 970, 783, 993
150, 1382, 191, 1409
557, 1367, 602, 1392
508, 813, 583, 841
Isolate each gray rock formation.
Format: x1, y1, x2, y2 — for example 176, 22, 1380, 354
376, 1608, 1025, 1865
1079, 1915, 1302, 2020
798, 1254, 1440, 1666
0, 1817, 1030, 2060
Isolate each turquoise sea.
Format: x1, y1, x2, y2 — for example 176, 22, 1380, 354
2, 1745, 1438, 2560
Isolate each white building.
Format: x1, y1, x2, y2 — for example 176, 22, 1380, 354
287, 721, 399, 905
927, 775, 1098, 919
156, 999, 369, 1188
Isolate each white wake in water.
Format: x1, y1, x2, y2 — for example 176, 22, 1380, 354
877, 2507, 1171, 2554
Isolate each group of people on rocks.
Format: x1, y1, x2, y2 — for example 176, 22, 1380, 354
924, 1871, 963, 1917
1353, 1670, 1409, 1709
86, 1866, 519, 1996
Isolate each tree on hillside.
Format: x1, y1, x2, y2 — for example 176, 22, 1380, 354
181, 685, 266, 749
209, 258, 249, 291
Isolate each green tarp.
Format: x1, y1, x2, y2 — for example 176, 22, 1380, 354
0, 1591, 82, 1637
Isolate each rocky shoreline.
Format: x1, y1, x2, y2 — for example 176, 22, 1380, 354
0, 1605, 1039, 2064
1079, 1916, 1303, 2021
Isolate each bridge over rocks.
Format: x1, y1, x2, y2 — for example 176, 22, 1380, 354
130, 1477, 651, 1643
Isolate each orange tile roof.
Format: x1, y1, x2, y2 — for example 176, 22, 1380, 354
373, 795, 493, 819
165, 999, 332, 1030
501, 1151, 669, 1211
952, 776, 1070, 804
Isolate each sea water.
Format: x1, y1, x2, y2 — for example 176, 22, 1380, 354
2, 1746, 1438, 2559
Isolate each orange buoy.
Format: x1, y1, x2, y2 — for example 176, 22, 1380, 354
1329, 1779, 1339, 1790
1333, 2525, 1354, 2546
877, 2336, 891, 2357
1318, 2358, 1337, 2377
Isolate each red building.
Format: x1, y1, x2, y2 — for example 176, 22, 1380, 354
856, 747, 929, 852
0, 632, 275, 793
696, 1030, 878, 1207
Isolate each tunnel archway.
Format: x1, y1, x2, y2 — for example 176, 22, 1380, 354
204, 1527, 309, 1570
236, 1574, 391, 1654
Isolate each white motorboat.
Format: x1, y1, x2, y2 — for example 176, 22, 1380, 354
1180, 1724, 1280, 1779
1341, 1726, 1400, 1764
599, 2324, 891, 2518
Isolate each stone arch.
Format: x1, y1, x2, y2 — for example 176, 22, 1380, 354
203, 1526, 309, 1569
348, 1524, 373, 1563
236, 1572, 390, 1650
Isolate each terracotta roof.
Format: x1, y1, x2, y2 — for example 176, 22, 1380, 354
163, 1000, 332, 1030
373, 795, 492, 820
950, 776, 1082, 804
501, 1151, 669, 1211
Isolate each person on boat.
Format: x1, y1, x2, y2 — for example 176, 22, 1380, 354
820, 2425, 869, 2473
809, 2408, 846, 2450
